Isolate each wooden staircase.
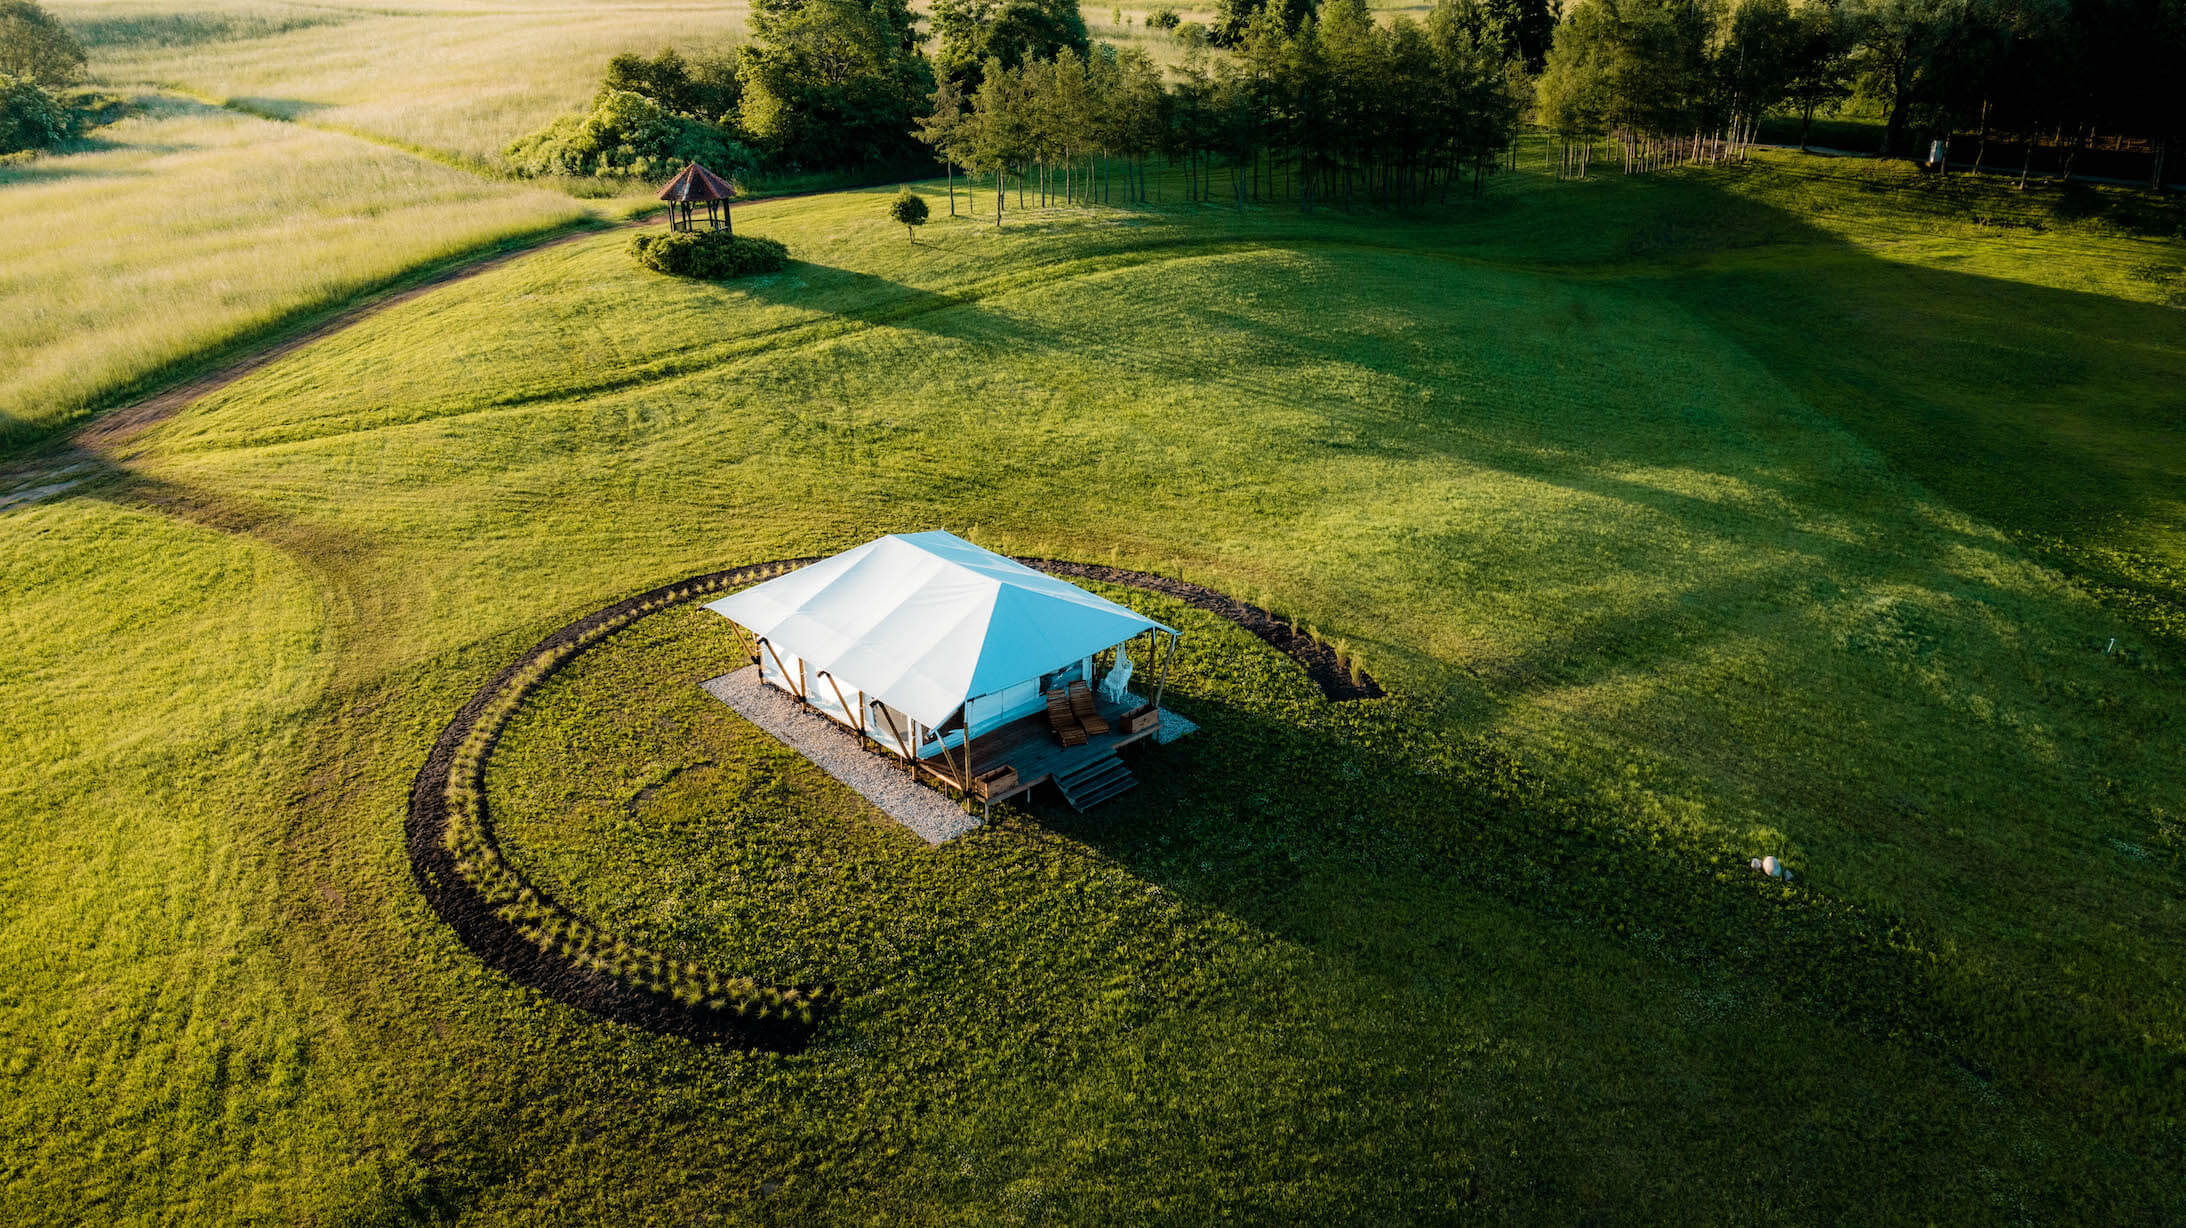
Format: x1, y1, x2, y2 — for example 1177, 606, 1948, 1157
1053, 753, 1137, 812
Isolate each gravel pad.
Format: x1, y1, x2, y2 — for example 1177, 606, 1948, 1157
703, 667, 983, 844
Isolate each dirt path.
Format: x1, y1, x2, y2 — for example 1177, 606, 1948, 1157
2, 182, 841, 496
77, 219, 652, 455
0, 216, 650, 503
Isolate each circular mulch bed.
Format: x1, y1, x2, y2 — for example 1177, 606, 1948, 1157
405, 556, 1381, 1049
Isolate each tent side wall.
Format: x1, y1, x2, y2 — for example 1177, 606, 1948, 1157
755, 644, 929, 761
925, 654, 1093, 758
759, 651, 1105, 762
758, 646, 857, 726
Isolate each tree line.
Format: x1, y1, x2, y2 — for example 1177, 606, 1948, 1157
1537, 0, 2186, 188
915, 0, 1522, 222
513, 0, 2184, 199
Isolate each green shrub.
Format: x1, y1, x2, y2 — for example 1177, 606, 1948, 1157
0, 72, 68, 155
1146, 6, 1181, 29
0, 0, 85, 87
887, 186, 929, 242
630, 230, 790, 280
504, 87, 756, 181
603, 46, 742, 125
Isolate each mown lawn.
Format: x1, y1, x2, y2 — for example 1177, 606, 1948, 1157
1, 154, 2181, 1221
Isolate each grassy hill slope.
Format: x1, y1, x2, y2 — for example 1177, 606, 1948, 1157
2, 157, 2182, 1221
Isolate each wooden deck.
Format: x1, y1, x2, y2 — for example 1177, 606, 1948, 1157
911, 692, 1157, 807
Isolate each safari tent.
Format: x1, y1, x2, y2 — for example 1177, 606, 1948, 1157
704, 531, 1181, 811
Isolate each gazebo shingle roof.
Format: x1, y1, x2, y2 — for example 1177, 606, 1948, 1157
658, 161, 737, 202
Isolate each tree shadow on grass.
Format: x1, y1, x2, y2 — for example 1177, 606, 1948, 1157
1174, 173, 2184, 567
0, 155, 166, 186
732, 261, 1077, 355
222, 97, 335, 123
1022, 684, 2179, 1182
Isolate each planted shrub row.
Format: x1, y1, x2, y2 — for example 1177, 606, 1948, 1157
1018, 557, 1384, 701
427, 560, 828, 1038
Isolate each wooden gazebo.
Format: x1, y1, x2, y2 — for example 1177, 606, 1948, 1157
659, 162, 737, 234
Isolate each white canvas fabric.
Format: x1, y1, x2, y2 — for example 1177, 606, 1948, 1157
705, 531, 1170, 730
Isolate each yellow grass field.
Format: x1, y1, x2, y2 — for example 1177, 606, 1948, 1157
60, 0, 747, 164
0, 95, 587, 443
0, 0, 1235, 447
55, 0, 1218, 165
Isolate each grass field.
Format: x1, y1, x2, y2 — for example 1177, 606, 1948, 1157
0, 94, 588, 447
53, 0, 1211, 169
54, 0, 753, 167
6, 0, 1190, 456
2, 151, 2183, 1220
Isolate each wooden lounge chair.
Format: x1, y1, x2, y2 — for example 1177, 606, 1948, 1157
1045, 688, 1087, 747
1067, 681, 1110, 735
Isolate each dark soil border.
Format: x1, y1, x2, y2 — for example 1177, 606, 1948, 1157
407, 560, 823, 1051
405, 555, 1379, 1048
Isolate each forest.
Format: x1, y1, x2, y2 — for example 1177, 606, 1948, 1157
9, 0, 2186, 189
491, 0, 2186, 210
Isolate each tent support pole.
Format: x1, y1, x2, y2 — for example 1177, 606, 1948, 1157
877, 706, 914, 759
1152, 630, 1177, 714
758, 638, 800, 699
931, 714, 966, 792
962, 718, 976, 795
819, 671, 858, 742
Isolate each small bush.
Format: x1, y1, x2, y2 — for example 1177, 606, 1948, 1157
1146, 6, 1181, 29
505, 87, 756, 181
629, 230, 789, 280
888, 186, 929, 242
0, 72, 68, 155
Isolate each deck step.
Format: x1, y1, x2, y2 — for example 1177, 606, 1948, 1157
1055, 755, 1128, 790
1066, 773, 1138, 810
1056, 754, 1125, 780
1055, 755, 1136, 812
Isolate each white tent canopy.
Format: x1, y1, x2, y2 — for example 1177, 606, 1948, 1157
704, 531, 1172, 732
